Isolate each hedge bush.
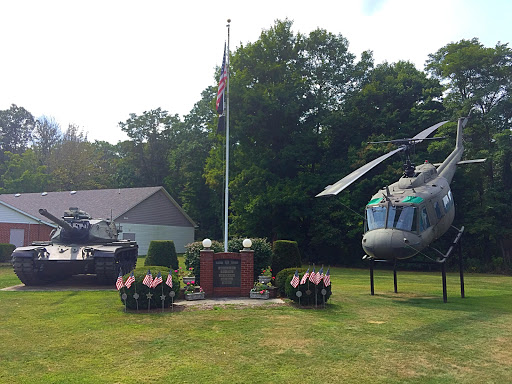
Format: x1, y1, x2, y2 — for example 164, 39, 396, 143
275, 267, 306, 296
271, 240, 301, 276
0, 243, 16, 262
184, 238, 273, 284
285, 271, 332, 306
119, 266, 180, 310
144, 240, 178, 270
228, 238, 273, 281
184, 240, 224, 285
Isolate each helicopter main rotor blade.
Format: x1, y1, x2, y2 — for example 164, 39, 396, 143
316, 147, 404, 197
316, 120, 449, 198
411, 121, 448, 142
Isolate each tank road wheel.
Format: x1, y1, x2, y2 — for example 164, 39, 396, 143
12, 255, 47, 286
95, 257, 118, 285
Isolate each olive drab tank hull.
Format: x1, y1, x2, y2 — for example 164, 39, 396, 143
11, 208, 138, 285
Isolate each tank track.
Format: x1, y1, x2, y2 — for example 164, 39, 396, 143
12, 256, 49, 286
95, 257, 118, 285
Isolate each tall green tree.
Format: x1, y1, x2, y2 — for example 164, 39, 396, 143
0, 150, 50, 193
118, 108, 180, 186
0, 104, 34, 162
427, 38, 512, 269
205, 20, 370, 258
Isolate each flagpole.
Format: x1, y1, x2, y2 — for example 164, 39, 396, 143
223, 19, 231, 252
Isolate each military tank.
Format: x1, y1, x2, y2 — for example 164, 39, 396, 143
11, 207, 138, 285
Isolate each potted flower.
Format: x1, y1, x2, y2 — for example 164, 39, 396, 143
250, 282, 270, 299
258, 266, 273, 283
176, 267, 196, 284
184, 281, 205, 301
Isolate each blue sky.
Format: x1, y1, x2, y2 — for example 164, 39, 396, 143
1, 0, 510, 143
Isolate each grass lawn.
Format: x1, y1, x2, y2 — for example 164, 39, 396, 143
0, 261, 511, 383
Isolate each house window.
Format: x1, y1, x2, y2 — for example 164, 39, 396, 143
123, 233, 136, 241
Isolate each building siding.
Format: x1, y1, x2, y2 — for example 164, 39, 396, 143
118, 223, 195, 255
119, 190, 192, 227
0, 223, 53, 246
0, 205, 41, 224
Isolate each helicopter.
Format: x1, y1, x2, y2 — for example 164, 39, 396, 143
316, 117, 485, 262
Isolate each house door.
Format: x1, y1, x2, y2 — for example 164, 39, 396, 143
10, 228, 25, 247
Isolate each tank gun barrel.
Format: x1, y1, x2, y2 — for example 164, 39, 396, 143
39, 209, 74, 231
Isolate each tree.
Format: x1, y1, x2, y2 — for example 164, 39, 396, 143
427, 38, 512, 270
0, 104, 34, 162
205, 20, 370, 259
47, 125, 110, 190
118, 108, 179, 186
32, 115, 62, 163
0, 150, 50, 193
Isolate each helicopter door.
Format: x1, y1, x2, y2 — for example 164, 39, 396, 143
419, 205, 431, 232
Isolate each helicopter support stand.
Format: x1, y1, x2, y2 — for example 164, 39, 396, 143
366, 226, 465, 303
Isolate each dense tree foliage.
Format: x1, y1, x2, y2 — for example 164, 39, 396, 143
1, 23, 510, 272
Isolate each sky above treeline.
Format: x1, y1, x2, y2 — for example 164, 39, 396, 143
1, 0, 510, 144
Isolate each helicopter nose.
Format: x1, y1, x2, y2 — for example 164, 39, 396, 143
362, 230, 421, 260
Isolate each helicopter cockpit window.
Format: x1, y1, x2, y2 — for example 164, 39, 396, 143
387, 206, 417, 232
366, 206, 387, 230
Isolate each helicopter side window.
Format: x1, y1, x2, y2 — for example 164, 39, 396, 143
387, 206, 417, 232
442, 191, 454, 212
419, 206, 431, 232
366, 206, 387, 230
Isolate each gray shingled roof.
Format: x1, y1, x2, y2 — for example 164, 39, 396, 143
0, 187, 194, 227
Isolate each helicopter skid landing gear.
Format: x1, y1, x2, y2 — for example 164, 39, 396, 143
365, 226, 465, 303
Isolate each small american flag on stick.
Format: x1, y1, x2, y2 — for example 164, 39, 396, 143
290, 269, 300, 288
165, 271, 173, 288
314, 266, 324, 285
300, 268, 310, 285
323, 268, 331, 287
309, 266, 316, 284
124, 271, 135, 289
151, 271, 163, 288
115, 271, 124, 291
142, 270, 153, 288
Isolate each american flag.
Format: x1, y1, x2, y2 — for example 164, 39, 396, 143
115, 271, 124, 290
142, 270, 153, 288
165, 271, 173, 288
300, 268, 310, 285
124, 271, 135, 289
315, 266, 324, 285
309, 266, 316, 284
323, 268, 331, 287
151, 271, 163, 288
290, 269, 300, 288
216, 43, 227, 114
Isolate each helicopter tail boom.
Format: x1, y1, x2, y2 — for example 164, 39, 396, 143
436, 117, 467, 184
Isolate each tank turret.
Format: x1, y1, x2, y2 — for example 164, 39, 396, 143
39, 207, 119, 244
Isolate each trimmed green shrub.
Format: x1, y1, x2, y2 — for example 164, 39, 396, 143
285, 271, 332, 306
0, 243, 16, 262
275, 267, 306, 296
184, 240, 224, 285
272, 240, 301, 276
119, 266, 180, 310
144, 240, 178, 270
228, 238, 273, 281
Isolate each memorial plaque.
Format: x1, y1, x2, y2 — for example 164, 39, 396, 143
213, 259, 241, 287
